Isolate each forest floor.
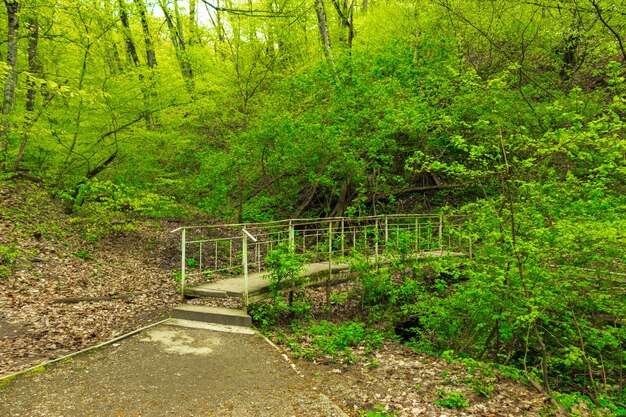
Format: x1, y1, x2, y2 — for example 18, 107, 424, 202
0, 181, 182, 376
0, 180, 593, 416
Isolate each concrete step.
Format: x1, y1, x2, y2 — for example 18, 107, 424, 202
172, 305, 252, 328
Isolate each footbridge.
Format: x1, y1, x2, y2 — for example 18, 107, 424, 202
169, 214, 471, 326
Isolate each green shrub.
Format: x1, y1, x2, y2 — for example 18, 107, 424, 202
286, 321, 385, 363
434, 391, 469, 408
0, 243, 19, 279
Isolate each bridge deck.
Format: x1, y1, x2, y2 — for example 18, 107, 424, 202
184, 261, 351, 300
184, 251, 462, 301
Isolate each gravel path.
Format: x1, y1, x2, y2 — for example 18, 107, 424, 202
0, 324, 347, 417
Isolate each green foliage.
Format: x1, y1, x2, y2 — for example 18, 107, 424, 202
250, 241, 309, 330
553, 392, 626, 416
171, 270, 182, 283
72, 249, 92, 260
58, 179, 180, 219
358, 405, 397, 417
264, 241, 305, 294
0, 243, 19, 279
434, 391, 470, 408
285, 321, 385, 364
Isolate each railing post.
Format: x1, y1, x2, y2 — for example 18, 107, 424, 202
384, 215, 389, 247
289, 220, 295, 252
328, 221, 333, 260
180, 228, 186, 301
340, 218, 345, 256
375, 219, 379, 258
415, 217, 419, 253
229, 240, 233, 269
199, 242, 203, 274
327, 220, 332, 306
242, 230, 249, 312
439, 214, 443, 253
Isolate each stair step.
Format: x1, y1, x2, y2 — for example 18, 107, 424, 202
172, 305, 252, 327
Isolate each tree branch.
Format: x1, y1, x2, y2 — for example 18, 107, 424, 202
591, 0, 626, 64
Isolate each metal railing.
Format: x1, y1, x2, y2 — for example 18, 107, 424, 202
171, 214, 471, 301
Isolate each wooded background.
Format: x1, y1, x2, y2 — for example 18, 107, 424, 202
0, 0, 623, 221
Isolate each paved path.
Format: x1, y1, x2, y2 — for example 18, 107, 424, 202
0, 323, 347, 417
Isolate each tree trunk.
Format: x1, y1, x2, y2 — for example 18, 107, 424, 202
314, 0, 337, 72
25, 18, 40, 112
158, 0, 194, 92
2, 1, 19, 116
134, 0, 157, 68
189, 0, 198, 45
134, 0, 159, 128
206, 0, 226, 58
1, 0, 20, 169
330, 0, 354, 49
118, 0, 140, 67
13, 18, 41, 172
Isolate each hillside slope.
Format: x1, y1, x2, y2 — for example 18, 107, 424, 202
0, 180, 180, 376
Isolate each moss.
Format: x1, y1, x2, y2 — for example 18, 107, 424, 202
25, 365, 47, 377
0, 375, 17, 390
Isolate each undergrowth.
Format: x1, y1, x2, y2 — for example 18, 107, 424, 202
251, 225, 626, 416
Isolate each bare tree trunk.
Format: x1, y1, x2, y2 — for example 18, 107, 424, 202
134, 0, 159, 128
158, 0, 194, 92
314, 0, 337, 71
118, 0, 140, 67
330, 0, 355, 49
206, 0, 226, 58
104, 41, 123, 75
134, 0, 157, 68
189, 0, 198, 45
1, 0, 20, 169
25, 18, 40, 112
14, 18, 40, 172
2, 1, 19, 115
